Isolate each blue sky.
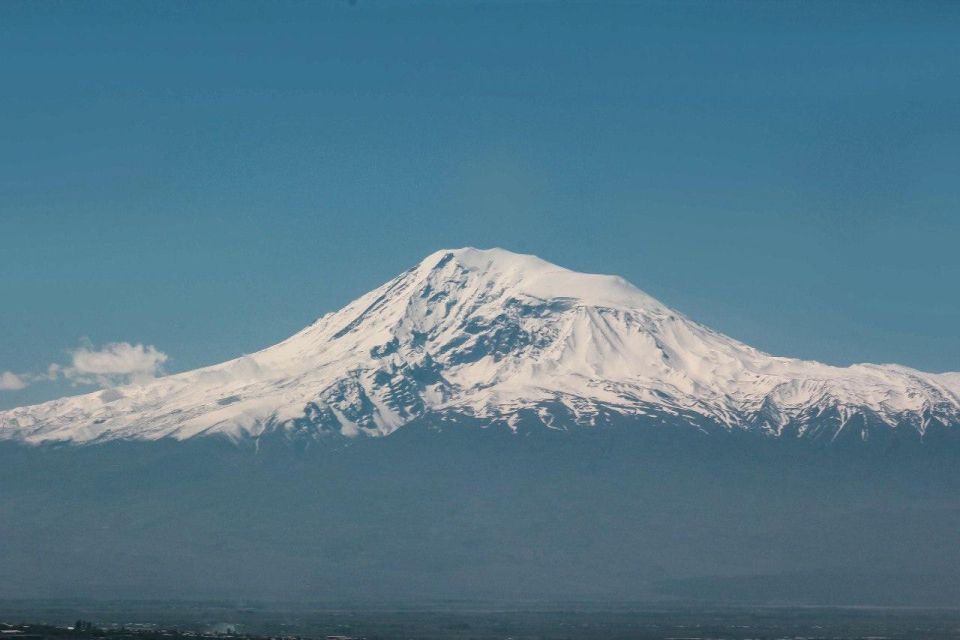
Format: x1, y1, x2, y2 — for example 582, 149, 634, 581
2, 1, 959, 409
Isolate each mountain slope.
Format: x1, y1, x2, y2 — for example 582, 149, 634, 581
2, 247, 959, 445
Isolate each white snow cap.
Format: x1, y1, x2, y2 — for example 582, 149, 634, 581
2, 247, 958, 445
421, 248, 665, 311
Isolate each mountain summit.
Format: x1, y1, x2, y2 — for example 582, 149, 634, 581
3, 247, 959, 445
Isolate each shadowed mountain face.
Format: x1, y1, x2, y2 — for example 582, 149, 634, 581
2, 248, 959, 445
1, 249, 959, 605
2, 425, 960, 605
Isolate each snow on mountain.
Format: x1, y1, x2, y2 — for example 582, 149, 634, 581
2, 247, 959, 445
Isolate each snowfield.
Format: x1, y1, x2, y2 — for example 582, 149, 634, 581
2, 247, 959, 445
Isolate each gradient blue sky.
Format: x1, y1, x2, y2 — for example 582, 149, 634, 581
2, 1, 959, 409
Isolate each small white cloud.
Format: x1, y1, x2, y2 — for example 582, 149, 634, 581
0, 371, 27, 391
61, 341, 169, 388
2, 341, 170, 394
46, 363, 62, 380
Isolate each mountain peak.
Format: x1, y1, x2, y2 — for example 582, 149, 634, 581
2, 250, 959, 445
416, 247, 665, 313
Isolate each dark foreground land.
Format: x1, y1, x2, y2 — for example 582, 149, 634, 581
3, 602, 960, 640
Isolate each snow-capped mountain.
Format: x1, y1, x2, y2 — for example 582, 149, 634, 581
2, 248, 959, 445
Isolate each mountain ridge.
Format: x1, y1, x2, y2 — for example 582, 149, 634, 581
2, 247, 959, 445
